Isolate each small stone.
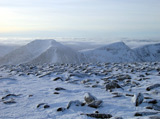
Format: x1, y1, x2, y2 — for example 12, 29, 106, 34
2, 94, 19, 100
81, 103, 86, 106
132, 93, 144, 106
55, 87, 66, 91
84, 93, 96, 104
57, 107, 65, 112
148, 99, 157, 104
106, 81, 122, 91
134, 112, 159, 116
94, 111, 99, 113
53, 77, 62, 81
44, 105, 50, 108
3, 100, 16, 104
88, 100, 103, 108
92, 85, 98, 88
146, 106, 153, 110
37, 103, 46, 108
67, 100, 82, 109
28, 95, 33, 97
144, 97, 152, 99
125, 94, 134, 97
54, 92, 59, 94
82, 113, 112, 118
146, 84, 160, 91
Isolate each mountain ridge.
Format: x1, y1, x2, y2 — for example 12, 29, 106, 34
0, 40, 160, 65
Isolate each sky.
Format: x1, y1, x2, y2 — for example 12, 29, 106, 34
0, 0, 160, 41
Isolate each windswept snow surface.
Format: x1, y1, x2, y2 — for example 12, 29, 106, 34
0, 62, 160, 119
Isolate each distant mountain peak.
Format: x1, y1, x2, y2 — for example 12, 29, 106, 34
0, 39, 85, 65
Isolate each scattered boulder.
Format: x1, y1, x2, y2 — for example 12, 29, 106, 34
3, 99, 16, 104
125, 94, 134, 97
88, 100, 103, 108
53, 77, 62, 81
134, 112, 159, 116
84, 93, 96, 104
132, 93, 144, 106
146, 106, 153, 110
2, 94, 20, 100
55, 87, 66, 91
54, 92, 60, 94
44, 105, 50, 108
106, 81, 122, 91
67, 100, 82, 109
37, 103, 50, 109
28, 94, 33, 97
117, 75, 131, 81
84, 93, 103, 108
148, 99, 158, 104
37, 103, 46, 108
57, 107, 66, 112
146, 84, 160, 91
81, 113, 112, 118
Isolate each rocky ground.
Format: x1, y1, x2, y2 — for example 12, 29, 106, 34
0, 62, 160, 119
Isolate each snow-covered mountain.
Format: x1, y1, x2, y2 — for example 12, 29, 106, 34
0, 40, 160, 65
134, 43, 160, 62
0, 40, 85, 65
29, 40, 85, 64
82, 42, 141, 63
0, 45, 19, 58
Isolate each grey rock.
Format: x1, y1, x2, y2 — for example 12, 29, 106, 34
133, 93, 144, 106
134, 112, 159, 116
37, 103, 46, 108
54, 92, 59, 94
44, 105, 50, 108
106, 81, 122, 91
81, 113, 112, 118
57, 107, 65, 112
53, 77, 62, 81
55, 87, 66, 91
146, 84, 160, 91
3, 99, 16, 104
2, 94, 20, 100
88, 100, 103, 108
84, 93, 96, 104
67, 100, 82, 109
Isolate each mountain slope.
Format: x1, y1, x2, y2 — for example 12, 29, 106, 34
30, 42, 85, 64
82, 42, 141, 63
134, 43, 160, 62
0, 45, 19, 58
0, 40, 85, 65
0, 40, 54, 65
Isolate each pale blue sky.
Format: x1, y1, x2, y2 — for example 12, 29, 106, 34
0, 0, 160, 40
